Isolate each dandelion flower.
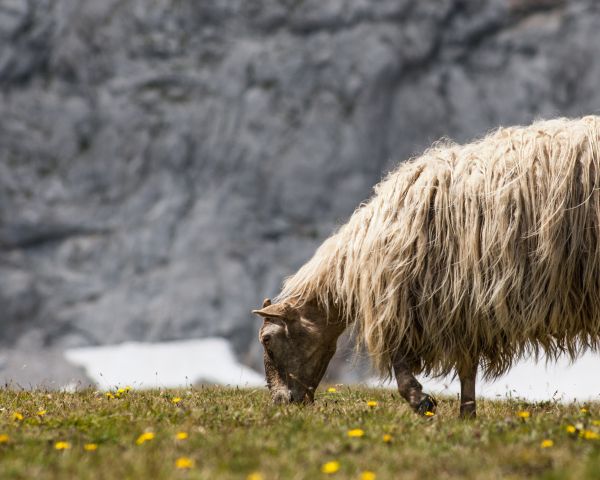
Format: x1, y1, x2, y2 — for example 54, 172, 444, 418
367, 401, 378, 408
175, 457, 194, 469
176, 432, 188, 440
321, 461, 340, 474
517, 411, 530, 419
84, 443, 98, 451
382, 434, 393, 443
12, 412, 23, 421
581, 430, 600, 440
54, 441, 70, 450
592, 420, 600, 427
0, 434, 9, 443
424, 411, 435, 417
581, 408, 589, 414
172, 397, 182, 404
105, 392, 115, 400
135, 432, 155, 445
540, 439, 554, 448
117, 388, 125, 394
247, 473, 264, 480
566, 425, 577, 434
347, 428, 365, 438
327, 388, 337, 393
37, 410, 47, 417
125, 386, 132, 392
360, 472, 376, 480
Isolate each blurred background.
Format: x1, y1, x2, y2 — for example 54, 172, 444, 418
1, 0, 600, 397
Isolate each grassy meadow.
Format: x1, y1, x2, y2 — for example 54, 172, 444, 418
1, 386, 600, 479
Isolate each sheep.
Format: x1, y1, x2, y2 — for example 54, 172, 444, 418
253, 116, 600, 417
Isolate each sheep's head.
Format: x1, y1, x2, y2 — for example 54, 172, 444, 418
252, 298, 344, 404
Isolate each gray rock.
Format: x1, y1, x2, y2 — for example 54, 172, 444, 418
1, 0, 599, 385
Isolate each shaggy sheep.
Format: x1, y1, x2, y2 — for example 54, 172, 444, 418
253, 116, 600, 417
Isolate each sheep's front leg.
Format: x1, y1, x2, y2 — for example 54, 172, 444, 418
458, 364, 477, 418
393, 359, 437, 415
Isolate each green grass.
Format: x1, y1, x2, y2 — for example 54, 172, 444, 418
1, 386, 600, 479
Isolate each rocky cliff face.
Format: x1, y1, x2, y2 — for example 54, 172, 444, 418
1, 0, 598, 384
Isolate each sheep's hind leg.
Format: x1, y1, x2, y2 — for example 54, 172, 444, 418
393, 359, 437, 415
458, 364, 477, 419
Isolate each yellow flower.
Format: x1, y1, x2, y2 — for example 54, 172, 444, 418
517, 411, 530, 419
382, 434, 393, 443
0, 434, 9, 443
175, 457, 194, 469
424, 411, 435, 417
54, 441, 70, 450
347, 428, 365, 438
592, 420, 600, 427
247, 473, 264, 480
135, 432, 155, 445
172, 397, 182, 404
566, 425, 577, 434
540, 439, 554, 448
117, 388, 125, 394
125, 386, 132, 392
37, 410, 47, 417
105, 392, 115, 399
581, 430, 600, 440
176, 432, 188, 440
321, 461, 340, 474
360, 472, 376, 480
367, 400, 378, 407
581, 408, 589, 414
12, 412, 23, 421
327, 387, 337, 393
84, 443, 98, 451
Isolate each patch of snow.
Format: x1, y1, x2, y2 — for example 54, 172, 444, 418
64, 338, 264, 390
64, 338, 600, 401
368, 351, 600, 402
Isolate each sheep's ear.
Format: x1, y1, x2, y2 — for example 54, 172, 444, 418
251, 301, 291, 320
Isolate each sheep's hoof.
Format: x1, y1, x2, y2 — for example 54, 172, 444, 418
416, 394, 437, 416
